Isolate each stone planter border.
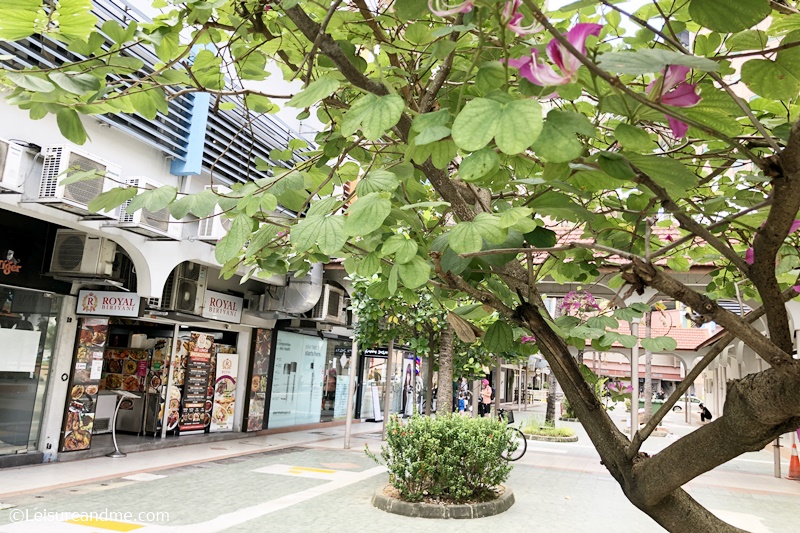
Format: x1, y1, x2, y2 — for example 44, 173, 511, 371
524, 433, 578, 443
372, 484, 514, 519
559, 417, 580, 422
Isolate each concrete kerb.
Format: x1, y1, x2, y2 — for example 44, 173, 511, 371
524, 433, 579, 443
372, 484, 515, 519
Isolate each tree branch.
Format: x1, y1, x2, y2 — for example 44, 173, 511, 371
631, 170, 751, 272
630, 258, 800, 375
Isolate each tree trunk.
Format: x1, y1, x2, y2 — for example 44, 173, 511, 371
643, 312, 653, 423
437, 324, 454, 415
545, 371, 558, 424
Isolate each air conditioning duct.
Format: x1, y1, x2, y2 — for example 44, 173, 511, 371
36, 145, 120, 217
50, 229, 117, 277
265, 263, 323, 314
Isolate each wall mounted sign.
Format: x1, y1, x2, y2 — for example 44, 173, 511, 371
76, 290, 140, 317
202, 290, 243, 324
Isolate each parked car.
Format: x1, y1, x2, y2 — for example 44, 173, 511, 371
671, 396, 703, 412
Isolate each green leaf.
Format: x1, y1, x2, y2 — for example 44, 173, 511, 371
613, 306, 645, 322
689, 0, 771, 33
741, 33, 800, 100
666, 256, 690, 272
49, 72, 101, 95
726, 30, 767, 52
473, 213, 507, 244
459, 148, 499, 182
341, 94, 404, 141
449, 222, 484, 254
476, 61, 506, 94
395, 0, 428, 21
413, 126, 451, 146
598, 152, 635, 180
58, 169, 100, 186
597, 49, 719, 75
286, 77, 340, 108
215, 213, 252, 263
356, 252, 381, 277
56, 108, 88, 144
0, 1, 40, 41
366, 280, 391, 299
451, 98, 502, 151
397, 256, 431, 289
291, 214, 346, 255
532, 110, 594, 163
192, 49, 224, 90
641, 336, 678, 352
429, 139, 457, 169
382, 235, 418, 264
484, 320, 514, 352
356, 169, 400, 195
87, 187, 137, 214
5, 72, 55, 93
498, 207, 533, 229
495, 99, 543, 155
587, 315, 619, 329
343, 193, 392, 236
614, 123, 652, 152
624, 153, 698, 197
54, 0, 99, 40
524, 226, 557, 248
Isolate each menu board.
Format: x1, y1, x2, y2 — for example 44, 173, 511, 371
210, 349, 239, 432
60, 318, 108, 452
150, 338, 171, 433
102, 348, 149, 392
179, 332, 214, 433
246, 329, 271, 431
165, 336, 190, 433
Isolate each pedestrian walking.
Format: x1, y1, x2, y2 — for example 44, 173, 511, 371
479, 379, 492, 417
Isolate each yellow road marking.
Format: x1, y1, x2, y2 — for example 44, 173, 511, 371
65, 518, 143, 531
287, 466, 336, 475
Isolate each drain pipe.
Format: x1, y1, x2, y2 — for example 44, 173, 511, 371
344, 335, 358, 449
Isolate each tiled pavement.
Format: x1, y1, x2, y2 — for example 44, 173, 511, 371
0, 407, 798, 532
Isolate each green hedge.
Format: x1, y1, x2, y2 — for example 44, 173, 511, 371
367, 414, 513, 503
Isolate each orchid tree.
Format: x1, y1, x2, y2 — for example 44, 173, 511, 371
4, 0, 800, 530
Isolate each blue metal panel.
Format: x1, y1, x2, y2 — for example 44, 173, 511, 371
170, 92, 211, 176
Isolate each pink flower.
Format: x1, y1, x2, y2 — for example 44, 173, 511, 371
745, 219, 800, 265
502, 0, 543, 36
646, 66, 701, 139
521, 335, 537, 344
428, 0, 474, 17
508, 23, 602, 86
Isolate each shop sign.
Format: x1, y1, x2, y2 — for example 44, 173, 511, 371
76, 290, 140, 317
363, 347, 389, 357
0, 249, 22, 276
202, 290, 243, 323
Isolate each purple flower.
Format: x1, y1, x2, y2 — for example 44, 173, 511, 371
559, 290, 600, 316
646, 66, 701, 139
502, 0, 543, 36
508, 23, 602, 86
428, 0, 474, 17
521, 335, 537, 344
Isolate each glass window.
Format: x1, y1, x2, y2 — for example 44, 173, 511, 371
0, 287, 61, 455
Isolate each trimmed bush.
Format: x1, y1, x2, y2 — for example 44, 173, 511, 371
367, 413, 513, 503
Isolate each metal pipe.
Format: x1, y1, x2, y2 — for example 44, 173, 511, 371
630, 319, 640, 440
382, 339, 395, 438
344, 336, 358, 449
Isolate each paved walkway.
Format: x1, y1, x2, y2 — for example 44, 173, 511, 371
0, 407, 798, 532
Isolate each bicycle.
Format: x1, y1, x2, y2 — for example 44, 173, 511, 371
497, 409, 527, 461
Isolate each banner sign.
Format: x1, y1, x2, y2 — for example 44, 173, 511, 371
202, 290, 243, 323
76, 290, 140, 317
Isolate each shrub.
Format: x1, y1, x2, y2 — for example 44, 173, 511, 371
521, 417, 576, 438
367, 413, 513, 503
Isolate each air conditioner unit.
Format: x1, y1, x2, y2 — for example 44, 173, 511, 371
50, 229, 117, 276
0, 138, 26, 192
36, 145, 119, 217
309, 284, 347, 325
162, 262, 207, 315
197, 185, 232, 241
111, 176, 182, 240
